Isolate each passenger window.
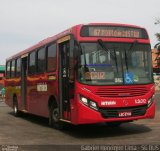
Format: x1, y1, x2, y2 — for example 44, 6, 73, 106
47, 44, 56, 72
16, 58, 21, 77
37, 47, 46, 73
29, 51, 36, 74
6, 61, 11, 78
11, 60, 16, 78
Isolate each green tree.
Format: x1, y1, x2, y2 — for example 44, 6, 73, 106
155, 18, 160, 40
154, 18, 160, 68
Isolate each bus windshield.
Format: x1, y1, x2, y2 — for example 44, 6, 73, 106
78, 42, 152, 85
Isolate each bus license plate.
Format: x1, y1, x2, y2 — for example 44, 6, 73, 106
118, 111, 132, 117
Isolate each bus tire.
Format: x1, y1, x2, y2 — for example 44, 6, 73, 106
13, 98, 20, 117
49, 106, 64, 130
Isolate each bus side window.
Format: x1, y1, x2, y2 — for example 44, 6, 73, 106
11, 60, 16, 78
6, 61, 11, 78
28, 51, 36, 74
47, 44, 57, 72
37, 47, 46, 73
16, 58, 21, 77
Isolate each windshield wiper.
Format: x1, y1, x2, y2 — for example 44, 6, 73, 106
97, 39, 116, 59
128, 40, 138, 53
97, 39, 118, 73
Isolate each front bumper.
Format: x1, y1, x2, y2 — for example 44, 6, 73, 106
73, 99, 155, 125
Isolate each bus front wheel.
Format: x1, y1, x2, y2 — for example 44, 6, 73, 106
49, 107, 64, 130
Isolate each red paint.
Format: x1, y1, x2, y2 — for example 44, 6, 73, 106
5, 23, 155, 125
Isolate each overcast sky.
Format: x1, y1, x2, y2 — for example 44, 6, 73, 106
0, 0, 160, 65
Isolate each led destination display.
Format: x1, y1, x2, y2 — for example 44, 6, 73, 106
81, 26, 148, 39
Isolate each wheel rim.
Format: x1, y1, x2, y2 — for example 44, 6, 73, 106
52, 108, 59, 122
14, 104, 17, 114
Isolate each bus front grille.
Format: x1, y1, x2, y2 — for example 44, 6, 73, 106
99, 105, 147, 118
95, 86, 148, 98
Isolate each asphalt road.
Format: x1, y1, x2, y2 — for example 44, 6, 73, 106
0, 94, 160, 151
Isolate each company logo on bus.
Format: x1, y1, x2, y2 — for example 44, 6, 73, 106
101, 101, 116, 106
123, 100, 128, 106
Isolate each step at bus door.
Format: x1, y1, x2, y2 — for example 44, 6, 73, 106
21, 55, 28, 111
58, 36, 73, 121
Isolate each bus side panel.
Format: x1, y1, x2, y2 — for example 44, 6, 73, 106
15, 78, 22, 110
5, 80, 12, 107
27, 74, 47, 117
5, 78, 21, 109
27, 72, 58, 118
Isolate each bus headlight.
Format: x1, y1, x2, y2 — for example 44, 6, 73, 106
148, 94, 155, 107
89, 101, 98, 110
79, 95, 98, 111
81, 96, 88, 105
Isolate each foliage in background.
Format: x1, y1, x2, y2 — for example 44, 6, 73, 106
155, 18, 160, 50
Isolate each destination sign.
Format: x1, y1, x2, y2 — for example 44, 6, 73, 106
80, 26, 148, 39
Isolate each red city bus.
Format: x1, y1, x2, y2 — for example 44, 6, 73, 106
5, 23, 155, 129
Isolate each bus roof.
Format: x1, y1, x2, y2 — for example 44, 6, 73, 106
6, 23, 146, 61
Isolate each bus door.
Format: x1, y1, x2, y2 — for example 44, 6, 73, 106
21, 55, 28, 111
58, 35, 74, 121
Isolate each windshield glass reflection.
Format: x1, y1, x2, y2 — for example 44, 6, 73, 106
78, 42, 152, 85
